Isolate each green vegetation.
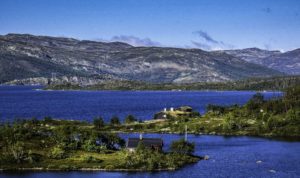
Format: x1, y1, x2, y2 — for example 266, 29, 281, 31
93, 117, 105, 129
110, 116, 121, 126
124, 115, 137, 124
209, 86, 300, 137
1, 86, 299, 171
171, 138, 195, 155
46, 75, 300, 91
0, 118, 199, 171
124, 139, 198, 171
97, 86, 300, 137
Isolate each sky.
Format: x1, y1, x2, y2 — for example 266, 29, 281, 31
0, 0, 300, 51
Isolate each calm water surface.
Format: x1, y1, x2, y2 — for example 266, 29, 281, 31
1, 86, 298, 178
0, 86, 282, 122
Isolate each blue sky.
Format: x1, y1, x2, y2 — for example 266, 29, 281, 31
0, 0, 300, 51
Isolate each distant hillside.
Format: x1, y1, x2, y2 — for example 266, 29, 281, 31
0, 34, 283, 84
47, 75, 300, 91
260, 49, 300, 75
224, 48, 281, 64
224, 48, 300, 75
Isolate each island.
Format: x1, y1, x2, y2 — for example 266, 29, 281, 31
0, 118, 200, 171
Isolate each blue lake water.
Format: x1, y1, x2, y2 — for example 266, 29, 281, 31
1, 86, 299, 178
0, 86, 282, 123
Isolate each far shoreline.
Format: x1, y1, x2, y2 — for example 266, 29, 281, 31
0, 84, 284, 92
2, 74, 299, 92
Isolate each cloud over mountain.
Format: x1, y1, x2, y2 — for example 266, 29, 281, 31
110, 35, 161, 47
193, 30, 219, 44
192, 30, 234, 50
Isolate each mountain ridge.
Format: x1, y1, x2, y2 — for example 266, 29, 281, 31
0, 33, 285, 85
223, 48, 300, 74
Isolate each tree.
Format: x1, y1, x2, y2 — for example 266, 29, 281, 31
284, 86, 300, 109
207, 104, 226, 115
124, 115, 137, 124
93, 117, 105, 129
102, 133, 125, 149
82, 139, 99, 152
10, 141, 27, 163
110, 116, 120, 126
136, 141, 146, 153
52, 125, 77, 148
171, 138, 195, 155
44, 116, 53, 123
246, 93, 265, 111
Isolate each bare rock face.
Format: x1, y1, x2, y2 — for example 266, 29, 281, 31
0, 34, 283, 85
224, 48, 300, 75
260, 49, 300, 75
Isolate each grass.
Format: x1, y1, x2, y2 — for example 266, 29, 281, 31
1, 150, 127, 170
0, 118, 200, 171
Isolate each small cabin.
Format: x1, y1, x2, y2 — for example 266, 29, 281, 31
153, 106, 196, 120
126, 137, 163, 152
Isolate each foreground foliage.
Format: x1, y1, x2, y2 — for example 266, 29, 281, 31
0, 119, 199, 171
124, 140, 198, 170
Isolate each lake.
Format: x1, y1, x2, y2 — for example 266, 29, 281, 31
0, 86, 282, 123
1, 86, 299, 178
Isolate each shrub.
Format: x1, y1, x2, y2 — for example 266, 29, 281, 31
82, 139, 100, 152
105, 165, 115, 170
10, 141, 27, 164
48, 146, 67, 159
124, 115, 137, 124
110, 116, 120, 126
246, 93, 265, 112
93, 117, 105, 129
84, 156, 102, 163
58, 164, 71, 170
170, 138, 195, 155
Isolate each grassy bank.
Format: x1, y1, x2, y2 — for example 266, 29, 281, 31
0, 149, 200, 171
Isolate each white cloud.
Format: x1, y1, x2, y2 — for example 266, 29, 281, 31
192, 30, 234, 51
97, 35, 161, 47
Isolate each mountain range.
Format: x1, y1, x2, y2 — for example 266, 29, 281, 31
0, 33, 299, 85
224, 48, 299, 74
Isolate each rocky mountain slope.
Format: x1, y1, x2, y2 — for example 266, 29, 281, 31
224, 48, 281, 64
260, 49, 300, 75
0, 34, 283, 84
224, 48, 300, 75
